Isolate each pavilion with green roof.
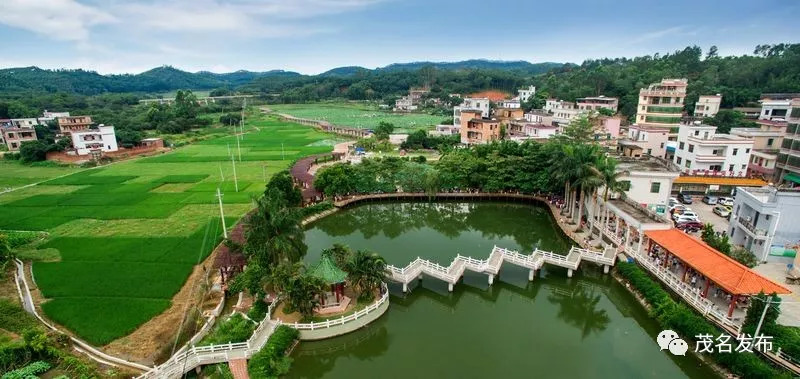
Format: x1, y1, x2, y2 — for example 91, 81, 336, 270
309, 253, 348, 306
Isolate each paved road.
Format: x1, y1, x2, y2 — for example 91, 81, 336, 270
672, 197, 730, 232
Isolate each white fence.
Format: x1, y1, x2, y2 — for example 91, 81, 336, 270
290, 284, 389, 331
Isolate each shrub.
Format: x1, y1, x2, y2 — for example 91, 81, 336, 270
248, 325, 298, 378
617, 262, 789, 379
1, 360, 50, 379
199, 314, 255, 346
247, 300, 268, 322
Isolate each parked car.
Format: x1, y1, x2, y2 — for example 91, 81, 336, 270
670, 204, 687, 214
673, 210, 699, 222
713, 205, 731, 218
671, 207, 692, 218
702, 195, 718, 205
674, 215, 700, 224
718, 197, 735, 206
676, 220, 703, 232
678, 192, 693, 204
668, 197, 679, 207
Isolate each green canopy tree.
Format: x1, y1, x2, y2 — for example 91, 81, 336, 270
343, 250, 387, 301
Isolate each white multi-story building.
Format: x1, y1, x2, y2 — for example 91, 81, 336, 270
11, 118, 41, 128
70, 125, 118, 156
545, 99, 583, 125
636, 78, 687, 128
694, 94, 722, 118
453, 97, 490, 126
576, 96, 619, 112
38, 110, 70, 125
523, 110, 554, 126
496, 99, 521, 109
517, 85, 536, 102
759, 93, 800, 121
615, 155, 681, 215
673, 123, 754, 174
728, 186, 800, 262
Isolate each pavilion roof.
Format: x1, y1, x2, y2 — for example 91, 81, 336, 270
308, 253, 347, 284
645, 229, 790, 295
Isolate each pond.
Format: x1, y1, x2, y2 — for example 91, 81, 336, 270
291, 201, 718, 378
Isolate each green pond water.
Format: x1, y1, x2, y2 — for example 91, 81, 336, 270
291, 201, 718, 378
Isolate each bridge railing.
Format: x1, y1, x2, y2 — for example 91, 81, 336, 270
290, 284, 389, 331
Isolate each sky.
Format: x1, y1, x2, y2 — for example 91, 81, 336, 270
0, 0, 798, 75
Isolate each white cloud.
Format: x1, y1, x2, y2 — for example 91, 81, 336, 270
0, 0, 116, 42
629, 26, 686, 44
113, 0, 377, 35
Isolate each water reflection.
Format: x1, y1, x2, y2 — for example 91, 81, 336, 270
311, 201, 570, 252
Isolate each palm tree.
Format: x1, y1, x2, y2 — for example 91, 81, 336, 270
244, 192, 307, 268
549, 144, 578, 218
285, 272, 326, 319
267, 261, 303, 294
322, 244, 353, 268
343, 250, 387, 301
593, 156, 630, 236
571, 145, 603, 231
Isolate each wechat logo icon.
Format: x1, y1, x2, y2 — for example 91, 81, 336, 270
657, 329, 688, 356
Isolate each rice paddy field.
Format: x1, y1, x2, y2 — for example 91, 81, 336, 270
0, 115, 334, 345
270, 103, 443, 132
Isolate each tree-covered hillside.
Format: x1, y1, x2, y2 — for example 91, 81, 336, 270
0, 66, 300, 95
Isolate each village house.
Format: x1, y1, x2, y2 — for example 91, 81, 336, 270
57, 115, 93, 137
70, 125, 118, 156
576, 96, 619, 112
461, 118, 500, 145
1, 127, 38, 151
730, 119, 786, 179
759, 93, 799, 121
617, 124, 670, 158
694, 94, 722, 118
453, 98, 490, 127
673, 123, 754, 176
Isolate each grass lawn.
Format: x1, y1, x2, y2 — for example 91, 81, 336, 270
0, 114, 333, 345
0, 161, 81, 190
270, 102, 444, 133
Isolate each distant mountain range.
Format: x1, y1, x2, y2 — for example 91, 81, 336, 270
0, 59, 564, 95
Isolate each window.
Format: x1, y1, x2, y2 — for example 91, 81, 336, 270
704, 131, 709, 139
767, 138, 774, 146
729, 164, 734, 171
647, 148, 652, 155
679, 142, 685, 150
733, 148, 738, 155
688, 144, 694, 153
660, 143, 664, 148
676, 157, 682, 164
650, 182, 661, 193
685, 160, 691, 168
746, 148, 750, 153
742, 164, 747, 170
694, 130, 700, 136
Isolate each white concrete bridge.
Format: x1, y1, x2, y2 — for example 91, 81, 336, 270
385, 245, 616, 292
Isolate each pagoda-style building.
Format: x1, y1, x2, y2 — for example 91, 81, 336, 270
308, 253, 350, 314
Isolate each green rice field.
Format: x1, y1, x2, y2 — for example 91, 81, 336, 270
0, 161, 81, 190
270, 103, 443, 132
0, 115, 333, 345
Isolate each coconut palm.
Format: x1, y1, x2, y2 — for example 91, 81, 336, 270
570, 145, 603, 231
594, 157, 630, 235
343, 250, 387, 301
549, 144, 578, 217
285, 272, 326, 319
244, 192, 307, 268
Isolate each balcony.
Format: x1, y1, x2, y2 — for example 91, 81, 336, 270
736, 217, 768, 238
646, 106, 683, 114
694, 154, 726, 163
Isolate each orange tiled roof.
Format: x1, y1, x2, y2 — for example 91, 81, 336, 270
674, 176, 767, 186
645, 229, 790, 295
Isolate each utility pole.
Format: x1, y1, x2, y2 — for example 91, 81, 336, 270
216, 188, 227, 238
218, 162, 224, 181
754, 296, 772, 339
231, 154, 239, 192
281, 142, 285, 161
240, 97, 246, 140
236, 130, 242, 161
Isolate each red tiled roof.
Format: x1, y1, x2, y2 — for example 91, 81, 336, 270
645, 229, 790, 295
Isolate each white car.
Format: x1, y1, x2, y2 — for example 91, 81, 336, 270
673, 211, 699, 222
674, 215, 700, 224
718, 197, 735, 207
668, 197, 679, 207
